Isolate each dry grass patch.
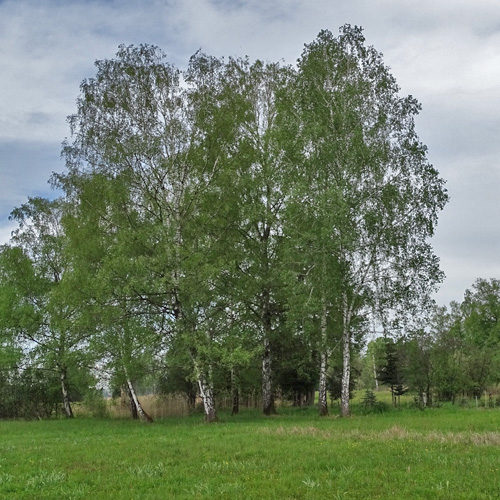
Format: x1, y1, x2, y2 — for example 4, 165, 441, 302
261, 423, 500, 446
105, 393, 192, 419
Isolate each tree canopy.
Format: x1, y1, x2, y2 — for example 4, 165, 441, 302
0, 25, 449, 420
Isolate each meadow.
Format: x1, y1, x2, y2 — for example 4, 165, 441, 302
1, 398, 500, 499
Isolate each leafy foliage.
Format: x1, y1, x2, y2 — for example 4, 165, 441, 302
0, 26, 449, 419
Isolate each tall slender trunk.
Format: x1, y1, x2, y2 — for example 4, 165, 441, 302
172, 222, 182, 321
119, 342, 153, 423
318, 295, 329, 416
318, 351, 329, 416
340, 327, 351, 417
340, 300, 353, 417
125, 384, 138, 419
60, 367, 74, 418
231, 367, 239, 415
261, 287, 276, 416
191, 329, 218, 422
126, 377, 153, 423
262, 336, 275, 415
196, 368, 217, 422
372, 353, 379, 391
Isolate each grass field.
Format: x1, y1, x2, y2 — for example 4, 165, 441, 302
2, 400, 500, 499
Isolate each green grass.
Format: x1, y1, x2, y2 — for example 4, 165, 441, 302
2, 405, 500, 499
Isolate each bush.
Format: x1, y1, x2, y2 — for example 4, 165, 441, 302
0, 368, 61, 419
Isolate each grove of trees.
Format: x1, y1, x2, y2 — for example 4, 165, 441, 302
0, 26, 450, 421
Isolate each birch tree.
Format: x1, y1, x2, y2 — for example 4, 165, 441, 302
56, 46, 245, 422
295, 26, 448, 416
2, 197, 93, 418
222, 58, 296, 415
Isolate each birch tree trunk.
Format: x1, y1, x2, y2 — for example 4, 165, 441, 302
318, 351, 329, 416
340, 300, 353, 417
262, 336, 276, 415
261, 285, 276, 416
60, 368, 74, 418
340, 327, 351, 417
196, 369, 218, 422
372, 353, 379, 391
125, 384, 138, 419
318, 296, 329, 416
126, 378, 153, 423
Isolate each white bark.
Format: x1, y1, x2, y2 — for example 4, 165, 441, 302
340, 327, 351, 417
341, 298, 353, 417
60, 369, 74, 418
126, 378, 153, 423
194, 356, 217, 422
318, 351, 328, 416
197, 373, 217, 422
261, 285, 276, 416
318, 295, 329, 416
372, 353, 379, 391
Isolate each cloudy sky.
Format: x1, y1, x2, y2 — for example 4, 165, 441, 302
1, 0, 499, 307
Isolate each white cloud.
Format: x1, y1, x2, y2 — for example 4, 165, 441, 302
0, 223, 15, 246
